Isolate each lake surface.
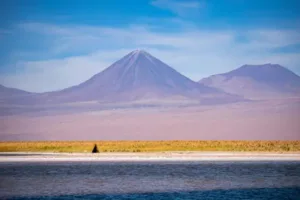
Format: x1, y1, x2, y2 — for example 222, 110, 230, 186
0, 161, 300, 199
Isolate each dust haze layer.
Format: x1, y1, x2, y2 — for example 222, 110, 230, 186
1, 98, 299, 140
199, 64, 300, 99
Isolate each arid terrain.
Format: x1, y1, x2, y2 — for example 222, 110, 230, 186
1, 97, 299, 141
1, 51, 300, 141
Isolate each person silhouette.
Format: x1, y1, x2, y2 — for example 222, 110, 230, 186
92, 144, 99, 153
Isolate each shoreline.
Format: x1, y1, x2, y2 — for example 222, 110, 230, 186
0, 152, 300, 162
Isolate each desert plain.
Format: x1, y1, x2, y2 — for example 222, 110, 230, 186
0, 97, 299, 141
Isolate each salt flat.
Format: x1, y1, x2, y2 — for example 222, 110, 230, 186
0, 152, 300, 162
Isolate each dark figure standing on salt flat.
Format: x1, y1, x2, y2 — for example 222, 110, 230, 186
92, 144, 99, 153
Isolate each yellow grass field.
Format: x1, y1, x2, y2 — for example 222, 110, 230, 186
0, 141, 299, 153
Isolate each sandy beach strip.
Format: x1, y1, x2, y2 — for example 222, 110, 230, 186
0, 152, 300, 162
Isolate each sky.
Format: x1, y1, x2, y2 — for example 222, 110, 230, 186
0, 0, 300, 92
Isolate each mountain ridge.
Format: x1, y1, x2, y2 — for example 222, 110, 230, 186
2, 60, 300, 103
0, 84, 32, 98
199, 64, 300, 99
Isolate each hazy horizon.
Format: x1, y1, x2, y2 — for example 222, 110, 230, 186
1, 0, 300, 92
0, 0, 300, 141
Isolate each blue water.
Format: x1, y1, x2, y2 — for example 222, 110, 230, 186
0, 161, 299, 199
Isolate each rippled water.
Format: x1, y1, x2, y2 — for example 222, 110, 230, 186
0, 161, 300, 199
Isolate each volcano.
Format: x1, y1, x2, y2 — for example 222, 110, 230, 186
199, 64, 300, 99
41, 50, 240, 104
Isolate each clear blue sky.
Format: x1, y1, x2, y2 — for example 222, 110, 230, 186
1, 0, 300, 92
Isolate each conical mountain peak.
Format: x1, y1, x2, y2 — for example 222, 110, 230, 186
131, 49, 148, 54
39, 50, 240, 103
128, 49, 150, 58
126, 49, 155, 63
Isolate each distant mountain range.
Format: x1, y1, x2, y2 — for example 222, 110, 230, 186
1, 51, 300, 105
199, 64, 300, 99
